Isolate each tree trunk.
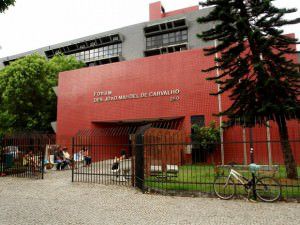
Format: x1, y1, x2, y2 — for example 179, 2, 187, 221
276, 115, 298, 179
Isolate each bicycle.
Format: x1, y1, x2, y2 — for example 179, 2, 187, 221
214, 164, 281, 202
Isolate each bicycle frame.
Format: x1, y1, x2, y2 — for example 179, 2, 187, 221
227, 168, 250, 186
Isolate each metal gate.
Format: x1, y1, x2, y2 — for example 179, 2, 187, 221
71, 125, 184, 191
0, 133, 55, 179
71, 129, 136, 186
134, 134, 144, 190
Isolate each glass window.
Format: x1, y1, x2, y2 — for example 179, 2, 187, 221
112, 35, 119, 41
176, 31, 181, 42
90, 52, 94, 60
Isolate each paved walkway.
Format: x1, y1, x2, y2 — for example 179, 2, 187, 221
0, 170, 299, 225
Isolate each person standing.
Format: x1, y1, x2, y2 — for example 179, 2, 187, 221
83, 147, 92, 166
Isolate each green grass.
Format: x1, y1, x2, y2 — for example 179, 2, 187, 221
145, 164, 300, 199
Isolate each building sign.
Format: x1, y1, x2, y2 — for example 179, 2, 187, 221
93, 89, 180, 103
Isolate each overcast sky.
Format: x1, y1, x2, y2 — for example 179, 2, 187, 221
0, 0, 299, 58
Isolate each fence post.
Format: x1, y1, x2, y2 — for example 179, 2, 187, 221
72, 137, 74, 183
0, 137, 3, 176
41, 138, 45, 180
242, 128, 247, 165
135, 134, 144, 192
249, 127, 257, 200
266, 121, 272, 166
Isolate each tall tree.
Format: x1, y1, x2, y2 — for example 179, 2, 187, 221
198, 0, 300, 178
0, 0, 15, 13
0, 54, 84, 135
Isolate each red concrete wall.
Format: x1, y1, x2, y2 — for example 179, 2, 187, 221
149, 2, 163, 21
57, 48, 218, 140
57, 47, 300, 165
164, 6, 199, 18
149, 1, 199, 21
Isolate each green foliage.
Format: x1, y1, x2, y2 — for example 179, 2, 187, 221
0, 54, 84, 135
0, 0, 15, 13
191, 121, 220, 154
198, 0, 299, 178
48, 54, 85, 83
198, 0, 300, 125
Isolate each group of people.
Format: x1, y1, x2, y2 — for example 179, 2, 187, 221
54, 146, 92, 170
81, 147, 92, 167
54, 147, 72, 170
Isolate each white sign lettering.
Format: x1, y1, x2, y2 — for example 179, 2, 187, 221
93, 89, 180, 103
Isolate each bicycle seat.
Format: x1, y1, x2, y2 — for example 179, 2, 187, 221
249, 163, 260, 173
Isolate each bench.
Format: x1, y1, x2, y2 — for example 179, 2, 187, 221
150, 164, 179, 179
166, 164, 179, 178
150, 165, 162, 177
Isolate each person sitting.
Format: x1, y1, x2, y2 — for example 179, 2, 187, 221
54, 149, 65, 170
24, 150, 39, 173
62, 147, 72, 169
82, 147, 92, 167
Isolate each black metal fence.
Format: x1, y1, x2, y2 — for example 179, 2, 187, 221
71, 131, 300, 200
71, 135, 134, 186
142, 140, 300, 201
0, 133, 55, 179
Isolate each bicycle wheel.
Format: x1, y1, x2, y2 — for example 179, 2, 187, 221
255, 177, 281, 202
214, 176, 236, 200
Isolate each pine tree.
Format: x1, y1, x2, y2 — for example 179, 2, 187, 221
0, 0, 15, 13
198, 0, 300, 178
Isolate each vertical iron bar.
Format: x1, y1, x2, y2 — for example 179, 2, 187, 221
249, 127, 257, 200
72, 137, 74, 182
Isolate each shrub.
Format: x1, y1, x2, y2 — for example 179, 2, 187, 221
191, 121, 220, 154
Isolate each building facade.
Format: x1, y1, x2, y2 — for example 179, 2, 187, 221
0, 2, 213, 67
1, 2, 299, 165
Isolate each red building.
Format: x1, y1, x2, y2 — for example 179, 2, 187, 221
56, 2, 300, 165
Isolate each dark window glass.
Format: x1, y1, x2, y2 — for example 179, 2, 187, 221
72, 43, 122, 64
191, 115, 205, 127
146, 29, 187, 49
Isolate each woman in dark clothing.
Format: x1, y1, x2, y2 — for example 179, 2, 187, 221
83, 147, 92, 166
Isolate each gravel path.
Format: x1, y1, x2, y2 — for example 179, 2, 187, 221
0, 170, 299, 225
